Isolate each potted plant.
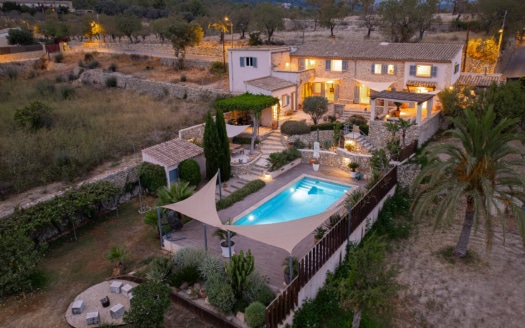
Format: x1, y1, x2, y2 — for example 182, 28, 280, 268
312, 159, 320, 171
282, 257, 299, 284
313, 226, 326, 243
348, 162, 360, 178
213, 228, 237, 258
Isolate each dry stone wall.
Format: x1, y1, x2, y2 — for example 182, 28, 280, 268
79, 69, 227, 102
82, 40, 225, 57
397, 163, 421, 188
0, 50, 44, 63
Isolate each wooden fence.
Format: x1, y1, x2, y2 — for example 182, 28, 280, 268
265, 166, 398, 327
398, 140, 418, 163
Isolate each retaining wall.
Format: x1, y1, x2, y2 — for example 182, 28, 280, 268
79, 69, 227, 102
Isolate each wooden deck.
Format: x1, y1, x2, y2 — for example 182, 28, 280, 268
162, 163, 367, 291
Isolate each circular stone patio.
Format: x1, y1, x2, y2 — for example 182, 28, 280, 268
65, 280, 138, 328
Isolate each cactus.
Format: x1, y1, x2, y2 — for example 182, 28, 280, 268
225, 249, 255, 299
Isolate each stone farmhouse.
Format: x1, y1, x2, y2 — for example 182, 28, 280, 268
228, 40, 464, 148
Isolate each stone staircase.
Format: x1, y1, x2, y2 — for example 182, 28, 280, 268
238, 131, 286, 183
354, 134, 375, 153
340, 109, 371, 121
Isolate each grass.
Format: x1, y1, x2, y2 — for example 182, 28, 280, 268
0, 72, 213, 195
0, 196, 209, 328
437, 246, 481, 265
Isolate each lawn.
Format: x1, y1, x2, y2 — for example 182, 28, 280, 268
0, 197, 212, 328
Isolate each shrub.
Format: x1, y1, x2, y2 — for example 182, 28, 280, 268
266, 148, 301, 172
108, 63, 117, 72
173, 247, 207, 270
59, 85, 75, 100
139, 162, 165, 194
68, 72, 77, 81
6, 67, 18, 80
281, 120, 311, 135
216, 180, 266, 210
209, 61, 226, 74
248, 32, 263, 46
232, 136, 260, 145
178, 159, 201, 187
77, 60, 84, 68
206, 273, 235, 314
87, 60, 100, 69
55, 74, 65, 83
54, 53, 64, 63
14, 101, 54, 131
310, 122, 335, 131
146, 257, 173, 283
26, 70, 39, 79
105, 76, 117, 88
124, 281, 171, 328
293, 139, 306, 149
168, 265, 200, 288
242, 271, 275, 305
84, 53, 94, 61
348, 115, 367, 126
197, 252, 225, 280
245, 302, 266, 328
35, 80, 56, 96
180, 74, 187, 82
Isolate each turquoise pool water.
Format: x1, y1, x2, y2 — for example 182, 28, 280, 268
233, 177, 350, 226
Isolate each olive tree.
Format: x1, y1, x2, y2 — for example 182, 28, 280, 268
123, 281, 171, 328
302, 96, 328, 125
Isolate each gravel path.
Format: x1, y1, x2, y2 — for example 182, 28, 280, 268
65, 280, 137, 328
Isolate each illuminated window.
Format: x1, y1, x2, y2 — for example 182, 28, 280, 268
373, 64, 382, 74
409, 64, 437, 77
325, 60, 348, 72
387, 64, 395, 75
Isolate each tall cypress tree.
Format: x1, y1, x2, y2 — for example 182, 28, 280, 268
215, 109, 231, 182
203, 112, 219, 180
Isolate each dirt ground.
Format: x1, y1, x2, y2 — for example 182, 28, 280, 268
389, 213, 525, 328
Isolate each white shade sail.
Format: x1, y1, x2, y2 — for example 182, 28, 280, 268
355, 79, 395, 92
226, 124, 250, 138
161, 172, 346, 254
162, 172, 223, 227
226, 206, 343, 254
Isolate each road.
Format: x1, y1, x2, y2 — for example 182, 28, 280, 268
502, 44, 525, 78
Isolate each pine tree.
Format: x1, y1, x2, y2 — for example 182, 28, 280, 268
215, 109, 231, 182
203, 112, 219, 180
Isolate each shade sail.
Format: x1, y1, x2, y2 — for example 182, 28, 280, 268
162, 172, 223, 228
226, 124, 250, 138
226, 206, 343, 254
355, 79, 395, 92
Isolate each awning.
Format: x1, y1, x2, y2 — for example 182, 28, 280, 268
161, 172, 346, 254
406, 80, 438, 88
312, 77, 341, 83
162, 172, 223, 227
226, 124, 250, 138
355, 79, 395, 92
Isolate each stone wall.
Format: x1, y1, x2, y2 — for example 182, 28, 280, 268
300, 149, 371, 178
0, 58, 41, 74
417, 112, 442, 145
82, 40, 226, 58
79, 69, 227, 102
179, 123, 206, 142
0, 50, 45, 63
281, 130, 335, 148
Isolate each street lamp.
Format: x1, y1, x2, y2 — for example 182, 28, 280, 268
225, 17, 233, 48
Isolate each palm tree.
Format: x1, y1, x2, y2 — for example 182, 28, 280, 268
397, 117, 414, 147
412, 107, 525, 257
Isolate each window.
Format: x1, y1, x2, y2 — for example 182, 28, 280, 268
454, 63, 460, 74
240, 56, 257, 67
281, 94, 289, 106
325, 59, 348, 72
371, 63, 396, 75
299, 58, 316, 70
409, 64, 437, 77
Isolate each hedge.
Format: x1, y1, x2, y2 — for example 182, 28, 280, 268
216, 180, 266, 211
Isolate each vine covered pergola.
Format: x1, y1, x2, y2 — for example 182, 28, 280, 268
215, 93, 279, 153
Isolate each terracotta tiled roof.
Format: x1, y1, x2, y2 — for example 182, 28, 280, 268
370, 91, 435, 103
142, 138, 203, 168
406, 80, 438, 87
292, 41, 463, 62
245, 76, 297, 91
455, 73, 504, 87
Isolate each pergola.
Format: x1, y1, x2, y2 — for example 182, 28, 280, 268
370, 91, 435, 125
142, 138, 203, 188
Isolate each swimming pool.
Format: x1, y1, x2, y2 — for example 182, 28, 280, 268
233, 176, 350, 226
